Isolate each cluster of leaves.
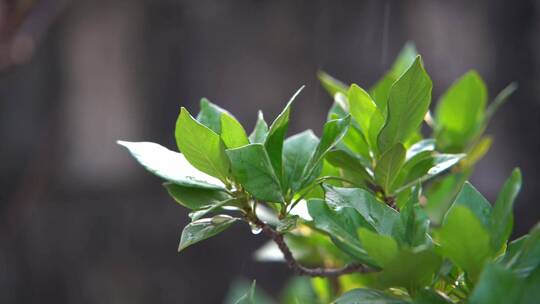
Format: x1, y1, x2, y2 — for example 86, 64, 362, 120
118, 43, 538, 303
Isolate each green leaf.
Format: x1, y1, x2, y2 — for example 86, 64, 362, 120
327, 92, 349, 121
176, 107, 230, 181
490, 168, 522, 252
226, 144, 284, 202
307, 199, 376, 265
117, 141, 225, 190
348, 84, 379, 139
358, 228, 398, 267
370, 42, 419, 111
178, 215, 237, 251
265, 86, 304, 181
506, 223, 540, 277
368, 248, 442, 293
249, 110, 269, 144
334, 288, 408, 304
302, 115, 351, 185
276, 215, 299, 233
233, 280, 257, 304
406, 139, 435, 161
196, 98, 231, 133
220, 113, 250, 149
324, 185, 401, 236
325, 149, 373, 185
164, 182, 231, 210
375, 143, 406, 194
283, 131, 320, 196
188, 197, 239, 221
469, 263, 524, 304
377, 56, 432, 153
451, 182, 491, 227
398, 187, 430, 247
435, 206, 492, 281
317, 71, 348, 97
435, 71, 487, 147
424, 173, 468, 225
394, 153, 465, 193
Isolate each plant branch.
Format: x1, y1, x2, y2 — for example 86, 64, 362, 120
252, 218, 377, 277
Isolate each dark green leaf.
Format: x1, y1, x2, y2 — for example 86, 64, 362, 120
176, 107, 230, 181
249, 110, 269, 144
377, 56, 432, 153
325, 149, 373, 184
221, 113, 250, 149
490, 168, 522, 252
164, 182, 231, 210
302, 116, 351, 186
398, 187, 430, 247
370, 42, 418, 111
276, 215, 298, 233
178, 215, 237, 251
196, 98, 231, 133
375, 143, 406, 194
307, 199, 376, 265
507, 223, 540, 277
117, 141, 226, 190
265, 86, 304, 181
324, 185, 401, 236
282, 131, 319, 196
226, 144, 284, 202
334, 288, 408, 304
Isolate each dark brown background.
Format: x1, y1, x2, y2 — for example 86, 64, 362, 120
0, 0, 538, 303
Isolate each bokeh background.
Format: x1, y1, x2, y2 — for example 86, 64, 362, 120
0, 0, 539, 303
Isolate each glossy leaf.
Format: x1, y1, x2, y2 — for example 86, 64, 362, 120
197, 98, 231, 133
226, 144, 284, 202
374, 143, 406, 194
176, 107, 230, 181
506, 224, 540, 278
469, 263, 523, 304
398, 187, 430, 247
220, 113, 249, 149
370, 42, 418, 110
413, 289, 453, 304
377, 56, 433, 153
490, 168, 522, 251
265, 87, 304, 181
117, 141, 225, 189
324, 185, 401, 236
406, 139, 435, 161
302, 116, 351, 185
178, 215, 237, 251
307, 199, 376, 265
282, 131, 319, 196
164, 182, 231, 210
249, 110, 269, 144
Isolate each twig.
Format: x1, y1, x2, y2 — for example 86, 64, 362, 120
252, 218, 377, 277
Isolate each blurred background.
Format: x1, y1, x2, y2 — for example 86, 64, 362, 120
0, 0, 538, 303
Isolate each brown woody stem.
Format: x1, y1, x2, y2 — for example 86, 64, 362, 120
252, 218, 377, 277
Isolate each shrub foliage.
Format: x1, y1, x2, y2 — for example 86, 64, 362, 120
118, 44, 538, 303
